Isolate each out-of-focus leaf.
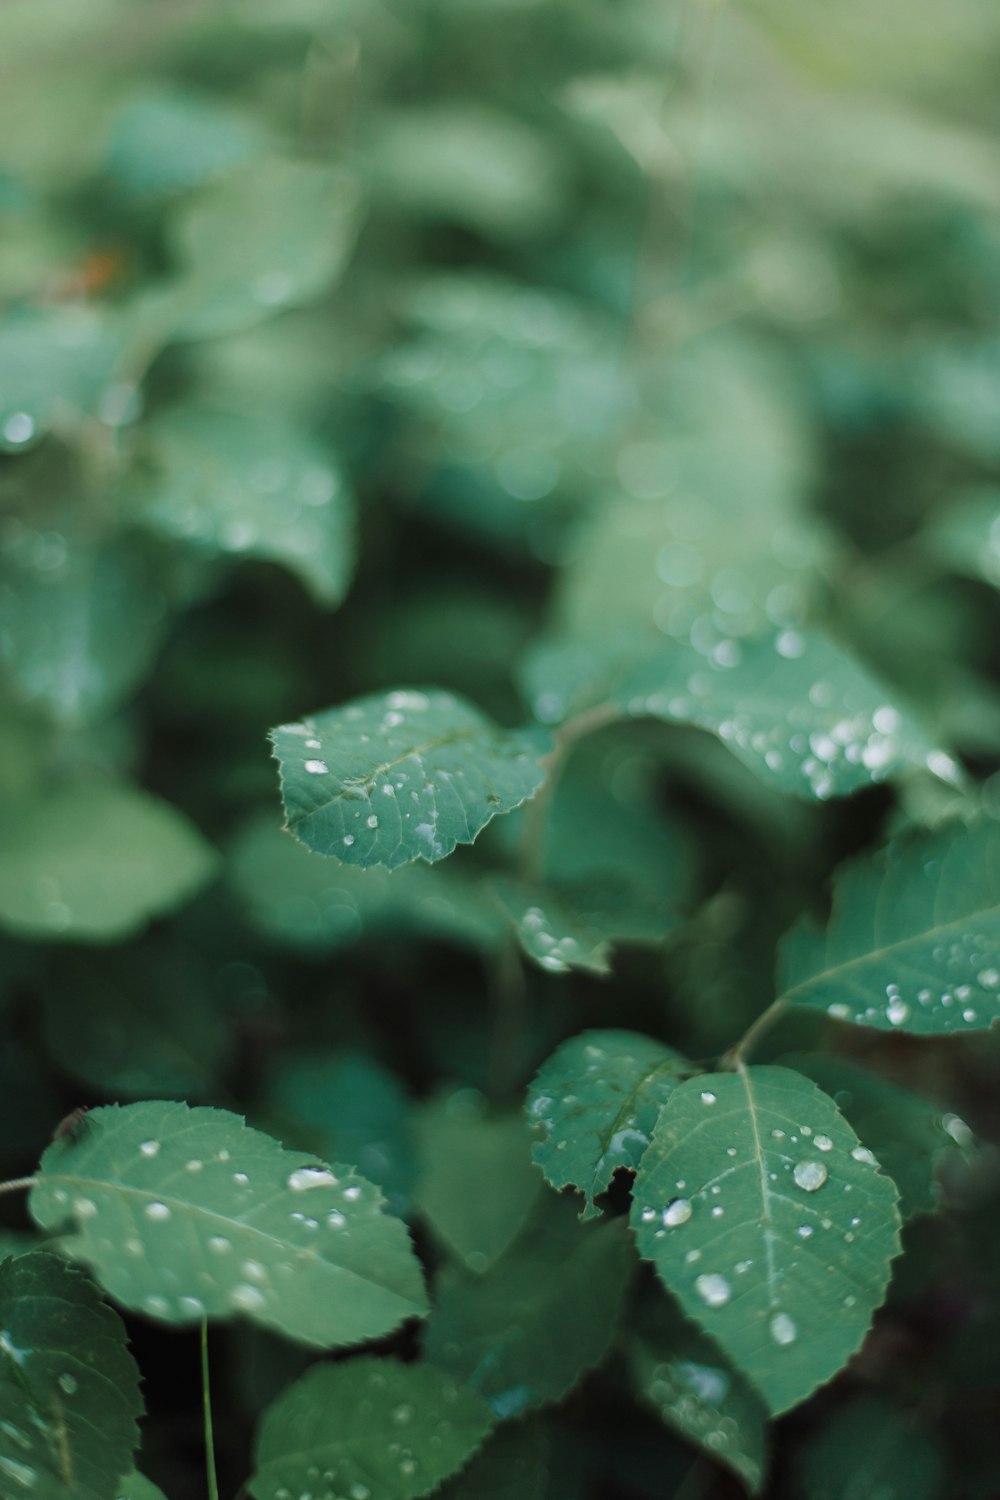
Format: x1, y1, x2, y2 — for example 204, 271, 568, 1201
270, 691, 549, 869
436, 1420, 548, 1500
0, 307, 121, 453
0, 783, 216, 942
103, 89, 268, 201
795, 1392, 944, 1500
779, 819, 1000, 1034
922, 489, 1000, 590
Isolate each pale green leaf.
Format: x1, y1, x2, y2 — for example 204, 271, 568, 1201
778, 819, 1000, 1034
28, 1101, 428, 1347
228, 813, 505, 955
630, 1066, 901, 1414
524, 629, 949, 801
158, 158, 363, 343
527, 1029, 691, 1217
270, 691, 549, 870
0, 1251, 142, 1500
136, 403, 355, 607
630, 1293, 768, 1494
0, 532, 165, 724
424, 1195, 633, 1417
785, 1053, 969, 1219
415, 1094, 541, 1273
0, 784, 217, 942
0, 307, 121, 452
104, 90, 267, 201
249, 1358, 494, 1500
796, 1392, 945, 1500
436, 1421, 548, 1500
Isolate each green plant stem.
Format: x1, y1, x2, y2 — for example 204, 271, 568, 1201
201, 1319, 219, 1500
721, 998, 790, 1071
0, 1177, 36, 1199
519, 702, 622, 882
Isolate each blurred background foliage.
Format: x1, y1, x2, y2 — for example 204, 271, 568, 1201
1, 0, 1000, 1496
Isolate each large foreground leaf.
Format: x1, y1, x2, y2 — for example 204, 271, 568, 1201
630, 1067, 901, 1413
779, 819, 1000, 1034
424, 1196, 633, 1418
271, 691, 549, 869
28, 1102, 428, 1347
527, 1029, 691, 1218
0, 1252, 142, 1500
250, 1358, 493, 1500
0, 784, 216, 941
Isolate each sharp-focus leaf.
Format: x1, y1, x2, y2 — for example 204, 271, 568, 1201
270, 691, 549, 870
28, 1101, 428, 1347
0, 530, 166, 724
630, 1293, 768, 1495
0, 1251, 142, 1500
630, 1066, 901, 1414
424, 1195, 633, 1417
0, 784, 217, 942
103, 89, 268, 201
136, 403, 355, 607
779, 819, 1000, 1034
415, 1094, 541, 1273
435, 1420, 548, 1500
0, 308, 121, 452
228, 814, 506, 955
265, 1050, 415, 1214
524, 629, 950, 801
157, 158, 363, 343
786, 1053, 969, 1219
249, 1358, 494, 1500
796, 1392, 945, 1500
527, 1029, 691, 1218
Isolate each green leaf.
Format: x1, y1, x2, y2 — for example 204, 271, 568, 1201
249, 1357, 494, 1500
435, 1421, 548, 1500
136, 403, 355, 607
0, 308, 121, 452
629, 1293, 768, 1494
0, 1251, 143, 1500
493, 880, 613, 976
270, 691, 549, 870
114, 1476, 168, 1500
630, 1066, 901, 1414
28, 1101, 428, 1347
796, 1392, 945, 1500
228, 814, 505, 955
415, 1094, 541, 1273
922, 488, 1000, 591
424, 1195, 633, 1417
527, 1029, 691, 1218
103, 89, 267, 201
0, 531, 166, 724
785, 1054, 968, 1219
524, 629, 949, 802
778, 819, 1000, 1034
157, 157, 363, 343
0, 784, 217, 942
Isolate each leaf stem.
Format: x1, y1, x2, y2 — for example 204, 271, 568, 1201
201, 1319, 220, 1500
519, 702, 621, 882
721, 999, 790, 1071
0, 1176, 37, 1199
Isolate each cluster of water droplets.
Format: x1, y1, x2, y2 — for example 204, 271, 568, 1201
827, 949, 999, 1032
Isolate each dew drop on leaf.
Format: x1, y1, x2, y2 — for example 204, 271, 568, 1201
695, 1274, 731, 1307
793, 1161, 827, 1192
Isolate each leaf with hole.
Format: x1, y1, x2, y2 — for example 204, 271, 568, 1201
249, 1357, 494, 1500
271, 690, 549, 869
778, 818, 1000, 1034
527, 1029, 691, 1218
630, 1066, 901, 1414
0, 1251, 143, 1500
28, 1101, 428, 1347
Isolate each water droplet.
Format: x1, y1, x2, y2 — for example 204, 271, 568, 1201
663, 1198, 693, 1227
304, 759, 328, 775
57, 1373, 77, 1395
640, 1207, 657, 1223
2, 412, 35, 446
886, 998, 909, 1026
700, 1091, 717, 1105
241, 1260, 267, 1283
978, 968, 999, 990
770, 1312, 797, 1345
180, 1296, 206, 1317
233, 1172, 250, 1186
139, 1140, 160, 1158
74, 1198, 97, 1219
797, 1225, 814, 1239
232, 1284, 266, 1311
327, 1210, 346, 1229
366, 814, 378, 829
287, 1167, 337, 1191
851, 1146, 878, 1166
793, 1161, 827, 1192
208, 1237, 231, 1254
145, 1202, 171, 1221
814, 1135, 833, 1152
343, 835, 355, 847
392, 1403, 414, 1426
343, 1185, 361, 1202
143, 1294, 170, 1318
695, 1274, 731, 1307
186, 1159, 203, 1173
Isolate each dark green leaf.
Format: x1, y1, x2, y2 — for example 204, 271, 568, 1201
435, 1421, 548, 1500
796, 1392, 944, 1500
